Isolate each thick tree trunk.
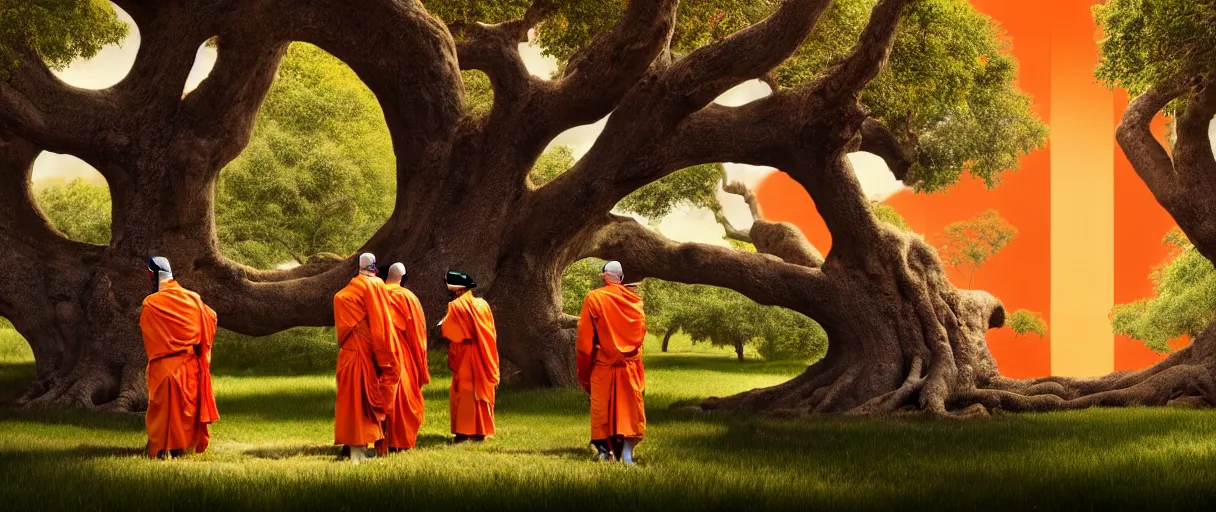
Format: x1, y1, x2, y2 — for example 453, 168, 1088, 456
10, 265, 152, 411
734, 341, 745, 362
703, 229, 1006, 416
0, 138, 149, 411
661, 330, 674, 352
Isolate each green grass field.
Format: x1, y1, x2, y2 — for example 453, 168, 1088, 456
3, 328, 1216, 511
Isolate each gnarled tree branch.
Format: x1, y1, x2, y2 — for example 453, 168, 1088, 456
0, 46, 120, 159
660, 0, 831, 114
542, 0, 679, 130
449, 1, 552, 105
585, 214, 831, 318
1116, 77, 1216, 262
1115, 83, 1189, 200
532, 0, 838, 229
716, 180, 825, 267
859, 117, 916, 182
821, 0, 911, 99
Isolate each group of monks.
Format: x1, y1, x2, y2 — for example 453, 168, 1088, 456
138, 254, 649, 465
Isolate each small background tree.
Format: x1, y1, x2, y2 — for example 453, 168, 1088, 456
935, 209, 1018, 289
642, 280, 826, 362
1007, 309, 1047, 338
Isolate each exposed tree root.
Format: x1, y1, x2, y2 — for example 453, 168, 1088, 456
702, 225, 1216, 419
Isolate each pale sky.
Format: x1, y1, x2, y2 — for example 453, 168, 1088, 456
34, 4, 910, 248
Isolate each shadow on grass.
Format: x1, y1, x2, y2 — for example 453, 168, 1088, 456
217, 388, 335, 422
641, 354, 808, 376
66, 445, 146, 458
0, 407, 145, 433
659, 407, 1216, 495
0, 444, 144, 461
494, 446, 590, 462
244, 434, 454, 460
245, 444, 338, 459
0, 362, 35, 406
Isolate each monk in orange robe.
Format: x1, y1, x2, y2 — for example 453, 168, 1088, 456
140, 256, 219, 459
439, 271, 499, 442
381, 262, 430, 451
576, 260, 647, 464
333, 253, 402, 463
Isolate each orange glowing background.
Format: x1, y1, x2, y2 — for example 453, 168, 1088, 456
755, 0, 1180, 378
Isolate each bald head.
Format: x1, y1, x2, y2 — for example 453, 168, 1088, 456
387, 263, 406, 285
359, 253, 377, 275
603, 260, 623, 284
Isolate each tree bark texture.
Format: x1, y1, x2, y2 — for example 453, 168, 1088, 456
1116, 78, 1216, 262
1, 0, 1211, 417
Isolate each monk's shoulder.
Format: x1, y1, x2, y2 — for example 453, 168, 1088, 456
142, 288, 178, 307
335, 278, 364, 300
472, 297, 494, 316
582, 287, 606, 308
180, 287, 204, 303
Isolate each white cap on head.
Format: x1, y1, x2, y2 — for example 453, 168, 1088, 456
148, 256, 173, 281
603, 260, 624, 284
359, 253, 377, 274
387, 263, 406, 284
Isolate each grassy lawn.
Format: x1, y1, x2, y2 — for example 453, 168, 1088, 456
2, 329, 1216, 510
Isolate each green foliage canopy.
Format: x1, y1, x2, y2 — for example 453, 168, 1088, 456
1111, 229, 1216, 353
1094, 0, 1216, 113
0, 0, 127, 76
215, 43, 395, 269
36, 178, 111, 245
641, 279, 827, 361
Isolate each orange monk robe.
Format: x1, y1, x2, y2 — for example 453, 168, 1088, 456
333, 274, 402, 449
576, 283, 647, 441
383, 283, 430, 449
140, 279, 220, 458
441, 291, 499, 436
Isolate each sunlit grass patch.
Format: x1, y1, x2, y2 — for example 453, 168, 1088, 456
3, 329, 1216, 510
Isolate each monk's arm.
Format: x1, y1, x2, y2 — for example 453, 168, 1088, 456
365, 286, 401, 386
575, 298, 597, 392
197, 305, 218, 357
